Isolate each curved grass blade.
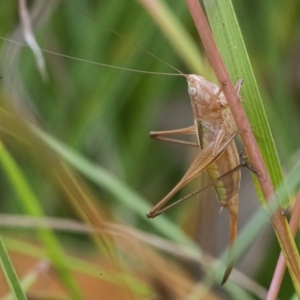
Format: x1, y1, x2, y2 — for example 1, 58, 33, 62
0, 236, 27, 300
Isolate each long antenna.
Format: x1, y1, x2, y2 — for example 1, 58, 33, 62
66, 0, 186, 76
0, 37, 183, 77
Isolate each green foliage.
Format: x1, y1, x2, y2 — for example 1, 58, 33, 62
0, 0, 300, 299
0, 236, 27, 300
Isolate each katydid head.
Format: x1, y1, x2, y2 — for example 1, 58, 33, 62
187, 75, 228, 119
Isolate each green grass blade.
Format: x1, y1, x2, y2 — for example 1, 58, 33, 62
0, 236, 27, 300
3, 261, 49, 300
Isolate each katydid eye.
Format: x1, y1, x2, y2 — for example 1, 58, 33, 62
188, 85, 197, 96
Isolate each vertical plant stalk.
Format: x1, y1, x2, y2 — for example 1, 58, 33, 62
267, 190, 300, 300
185, 0, 300, 291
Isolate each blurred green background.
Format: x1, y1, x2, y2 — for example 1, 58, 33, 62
0, 0, 299, 299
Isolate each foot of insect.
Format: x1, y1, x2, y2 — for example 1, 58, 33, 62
281, 206, 290, 217
238, 149, 266, 182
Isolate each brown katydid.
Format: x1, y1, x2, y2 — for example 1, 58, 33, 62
147, 75, 244, 284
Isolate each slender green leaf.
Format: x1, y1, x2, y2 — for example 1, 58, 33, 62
0, 236, 27, 300
3, 261, 49, 300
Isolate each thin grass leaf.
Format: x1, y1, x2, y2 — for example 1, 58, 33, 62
3, 261, 49, 300
0, 236, 27, 300
0, 142, 82, 300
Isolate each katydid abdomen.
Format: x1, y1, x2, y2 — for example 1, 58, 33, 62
200, 125, 241, 214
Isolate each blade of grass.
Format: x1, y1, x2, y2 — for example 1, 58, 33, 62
0, 141, 82, 300
0, 236, 27, 300
3, 261, 49, 300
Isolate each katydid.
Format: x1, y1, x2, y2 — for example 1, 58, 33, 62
147, 75, 243, 284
